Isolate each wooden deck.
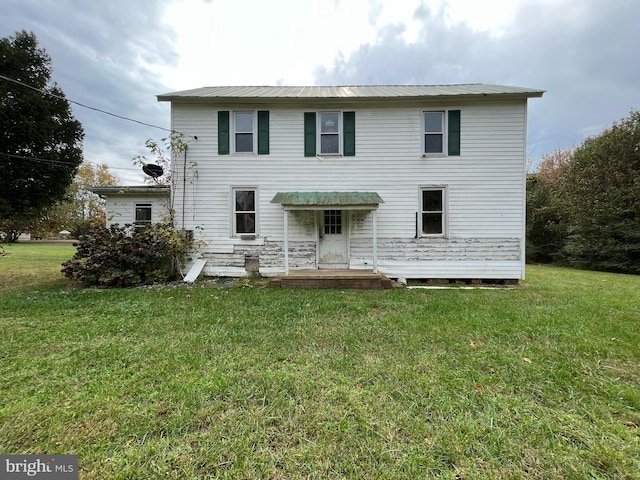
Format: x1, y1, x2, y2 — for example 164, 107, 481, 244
269, 269, 401, 290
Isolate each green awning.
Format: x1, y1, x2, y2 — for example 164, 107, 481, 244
271, 191, 383, 210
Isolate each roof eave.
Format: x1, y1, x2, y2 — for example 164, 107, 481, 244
90, 186, 170, 196
157, 91, 544, 105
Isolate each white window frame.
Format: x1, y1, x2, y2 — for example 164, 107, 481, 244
318, 111, 342, 156
134, 203, 152, 227
419, 186, 447, 237
422, 110, 446, 156
231, 187, 258, 236
233, 111, 256, 154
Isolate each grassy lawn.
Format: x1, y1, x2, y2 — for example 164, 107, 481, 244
1, 243, 639, 479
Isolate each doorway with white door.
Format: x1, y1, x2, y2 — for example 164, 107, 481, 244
318, 209, 349, 269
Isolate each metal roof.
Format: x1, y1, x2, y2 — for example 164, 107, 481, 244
158, 84, 544, 103
271, 191, 384, 210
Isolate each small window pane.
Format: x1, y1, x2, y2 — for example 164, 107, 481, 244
424, 112, 443, 132
235, 190, 255, 211
235, 112, 253, 132
324, 210, 342, 234
423, 190, 443, 211
235, 133, 253, 152
321, 134, 339, 154
425, 134, 443, 153
236, 213, 255, 233
422, 213, 443, 234
320, 113, 339, 133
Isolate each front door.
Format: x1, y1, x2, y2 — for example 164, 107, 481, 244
319, 209, 348, 269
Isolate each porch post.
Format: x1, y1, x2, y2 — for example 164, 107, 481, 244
372, 209, 378, 273
283, 209, 289, 274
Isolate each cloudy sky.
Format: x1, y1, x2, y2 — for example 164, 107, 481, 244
2, 0, 639, 184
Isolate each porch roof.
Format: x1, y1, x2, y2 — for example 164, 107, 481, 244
271, 191, 384, 210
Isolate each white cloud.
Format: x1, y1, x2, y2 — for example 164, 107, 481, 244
160, 0, 377, 87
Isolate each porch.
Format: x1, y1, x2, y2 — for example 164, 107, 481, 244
269, 269, 401, 290
270, 191, 384, 274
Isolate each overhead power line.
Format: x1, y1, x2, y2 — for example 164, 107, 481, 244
0, 152, 80, 167
0, 152, 144, 174
0, 73, 174, 133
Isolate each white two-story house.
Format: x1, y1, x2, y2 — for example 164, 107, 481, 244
156, 84, 543, 281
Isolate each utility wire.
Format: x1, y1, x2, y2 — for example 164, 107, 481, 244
0, 73, 175, 133
0, 152, 79, 167
0, 153, 145, 174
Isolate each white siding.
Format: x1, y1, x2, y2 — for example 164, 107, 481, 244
170, 99, 528, 279
105, 194, 170, 227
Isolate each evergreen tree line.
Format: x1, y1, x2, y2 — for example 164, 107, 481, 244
527, 110, 640, 274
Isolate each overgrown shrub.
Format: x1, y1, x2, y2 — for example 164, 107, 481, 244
62, 223, 194, 287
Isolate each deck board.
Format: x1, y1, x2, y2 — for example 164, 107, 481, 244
270, 270, 400, 290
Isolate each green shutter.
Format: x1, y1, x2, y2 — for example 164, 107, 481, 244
257, 110, 269, 155
218, 111, 230, 155
304, 112, 316, 157
343, 111, 355, 157
448, 110, 461, 156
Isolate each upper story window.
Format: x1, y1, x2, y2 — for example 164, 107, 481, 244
304, 111, 356, 157
320, 112, 340, 155
424, 111, 445, 154
135, 203, 152, 227
420, 187, 446, 236
234, 112, 254, 153
218, 111, 269, 155
423, 110, 461, 157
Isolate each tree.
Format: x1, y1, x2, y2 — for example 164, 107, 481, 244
0, 30, 84, 242
562, 111, 640, 274
33, 163, 118, 238
526, 149, 573, 263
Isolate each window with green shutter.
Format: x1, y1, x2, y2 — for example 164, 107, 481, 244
423, 109, 461, 156
218, 110, 270, 155
305, 111, 355, 156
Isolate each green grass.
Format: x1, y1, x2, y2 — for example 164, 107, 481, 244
0, 241, 76, 289
1, 243, 639, 478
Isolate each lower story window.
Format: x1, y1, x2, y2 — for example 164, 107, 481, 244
135, 203, 152, 227
421, 188, 445, 235
233, 188, 256, 235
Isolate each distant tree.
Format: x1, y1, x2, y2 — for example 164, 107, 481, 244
33, 163, 118, 238
563, 111, 640, 274
0, 30, 84, 242
526, 149, 573, 263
